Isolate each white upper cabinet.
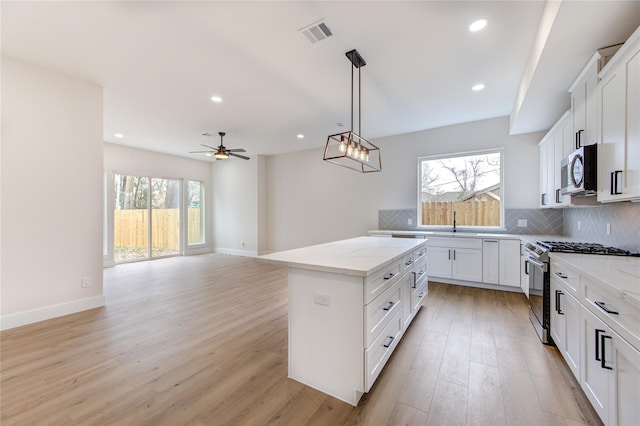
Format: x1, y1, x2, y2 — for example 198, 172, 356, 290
539, 111, 572, 208
597, 26, 640, 202
570, 53, 600, 148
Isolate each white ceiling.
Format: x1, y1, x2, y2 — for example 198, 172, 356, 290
2, 1, 639, 159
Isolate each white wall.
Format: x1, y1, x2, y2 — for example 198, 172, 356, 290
103, 143, 214, 264
212, 155, 267, 256
1, 56, 104, 329
266, 116, 544, 252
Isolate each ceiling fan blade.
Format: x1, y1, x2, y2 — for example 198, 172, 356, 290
229, 152, 250, 160
227, 148, 246, 153
189, 150, 214, 153
200, 143, 218, 150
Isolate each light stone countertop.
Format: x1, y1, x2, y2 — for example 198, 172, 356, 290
257, 236, 427, 277
550, 252, 640, 302
369, 229, 568, 243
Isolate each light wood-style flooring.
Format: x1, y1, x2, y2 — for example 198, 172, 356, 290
1, 254, 602, 425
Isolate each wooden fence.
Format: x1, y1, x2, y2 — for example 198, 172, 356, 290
421, 200, 499, 227
114, 208, 202, 249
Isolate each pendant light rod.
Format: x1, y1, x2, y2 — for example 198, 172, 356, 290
345, 49, 366, 135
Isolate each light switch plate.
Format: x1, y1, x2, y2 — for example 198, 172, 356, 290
517, 219, 527, 227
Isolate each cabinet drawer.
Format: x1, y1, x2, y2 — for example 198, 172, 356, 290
365, 261, 402, 304
365, 311, 402, 391
401, 252, 415, 271
550, 259, 581, 298
412, 281, 427, 313
413, 257, 427, 284
364, 280, 402, 347
413, 246, 427, 263
583, 276, 640, 350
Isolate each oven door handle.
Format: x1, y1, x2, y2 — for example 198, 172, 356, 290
525, 256, 547, 271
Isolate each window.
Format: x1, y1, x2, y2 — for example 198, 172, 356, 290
417, 149, 503, 229
187, 180, 205, 245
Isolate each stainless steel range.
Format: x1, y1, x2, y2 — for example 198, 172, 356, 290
523, 240, 638, 344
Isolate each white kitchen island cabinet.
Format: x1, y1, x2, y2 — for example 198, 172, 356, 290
258, 236, 428, 406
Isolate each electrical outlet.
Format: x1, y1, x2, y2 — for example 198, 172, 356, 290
517, 219, 527, 227
81, 276, 92, 288
407, 218, 413, 225
313, 292, 331, 306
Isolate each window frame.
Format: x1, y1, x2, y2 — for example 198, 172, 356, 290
186, 180, 206, 246
416, 148, 505, 231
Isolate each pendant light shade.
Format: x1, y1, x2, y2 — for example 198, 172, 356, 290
323, 49, 381, 173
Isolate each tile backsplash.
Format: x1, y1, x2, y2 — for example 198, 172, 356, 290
379, 203, 640, 253
564, 203, 640, 253
378, 208, 563, 235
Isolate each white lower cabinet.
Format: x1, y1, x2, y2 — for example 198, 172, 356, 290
581, 306, 640, 425
550, 277, 580, 379
498, 239, 521, 287
427, 237, 482, 282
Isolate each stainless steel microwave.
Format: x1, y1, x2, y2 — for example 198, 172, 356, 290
561, 144, 597, 195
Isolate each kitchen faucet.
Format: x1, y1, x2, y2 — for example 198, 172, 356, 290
453, 211, 457, 232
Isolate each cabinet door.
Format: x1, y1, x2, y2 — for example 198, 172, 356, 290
610, 331, 640, 426
564, 290, 581, 380
499, 239, 521, 287
584, 69, 599, 146
452, 248, 482, 282
598, 66, 626, 202
572, 82, 586, 146
581, 306, 612, 424
550, 279, 566, 353
623, 50, 640, 199
520, 249, 529, 297
554, 121, 572, 206
540, 140, 549, 207
427, 247, 452, 279
401, 271, 413, 330
482, 240, 499, 284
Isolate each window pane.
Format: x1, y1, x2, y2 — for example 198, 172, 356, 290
114, 174, 149, 262
151, 178, 181, 258
187, 181, 204, 245
418, 151, 502, 228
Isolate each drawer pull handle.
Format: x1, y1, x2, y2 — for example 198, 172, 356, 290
412, 272, 417, 289
595, 301, 619, 315
383, 336, 395, 348
382, 301, 394, 311
383, 273, 395, 280
555, 272, 568, 279
405, 259, 413, 266
418, 291, 426, 298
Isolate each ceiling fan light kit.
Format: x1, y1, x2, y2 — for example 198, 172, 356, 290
323, 49, 381, 173
189, 132, 250, 160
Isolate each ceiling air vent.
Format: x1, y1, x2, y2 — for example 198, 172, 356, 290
299, 20, 333, 44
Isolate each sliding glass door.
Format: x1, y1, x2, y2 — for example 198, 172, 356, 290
151, 178, 181, 258
114, 174, 182, 263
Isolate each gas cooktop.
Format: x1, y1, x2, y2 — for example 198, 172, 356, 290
538, 241, 638, 256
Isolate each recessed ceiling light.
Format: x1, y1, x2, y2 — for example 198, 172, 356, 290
469, 19, 487, 32
114, 133, 124, 138
297, 134, 304, 139
472, 83, 485, 91
210, 96, 222, 103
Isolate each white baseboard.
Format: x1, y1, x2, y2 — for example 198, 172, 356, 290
1, 295, 106, 331
214, 247, 258, 257
428, 278, 524, 293
185, 246, 214, 256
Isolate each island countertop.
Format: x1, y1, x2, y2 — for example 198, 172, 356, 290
257, 236, 427, 277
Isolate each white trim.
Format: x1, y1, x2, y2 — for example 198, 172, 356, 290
214, 247, 258, 257
103, 258, 116, 268
1, 295, 106, 331
428, 278, 522, 293
184, 246, 213, 256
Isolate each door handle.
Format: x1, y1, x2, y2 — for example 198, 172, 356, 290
575, 130, 584, 149
524, 260, 529, 275
412, 272, 417, 289
601, 334, 613, 370
555, 290, 564, 315
595, 329, 605, 361
555, 272, 568, 279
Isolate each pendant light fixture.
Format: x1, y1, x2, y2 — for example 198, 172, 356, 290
323, 49, 381, 173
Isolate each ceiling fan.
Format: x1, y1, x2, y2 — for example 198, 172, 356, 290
189, 132, 250, 160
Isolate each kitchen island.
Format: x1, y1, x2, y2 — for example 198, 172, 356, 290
258, 236, 428, 405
